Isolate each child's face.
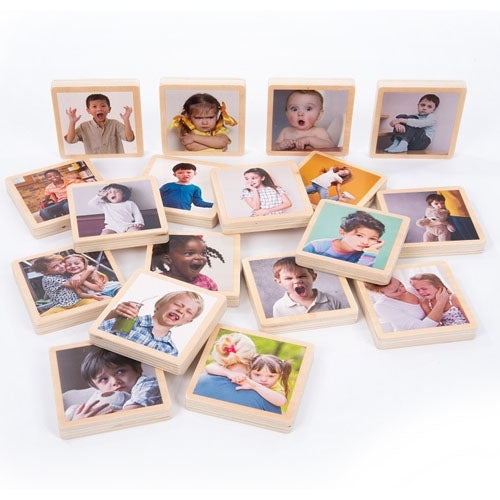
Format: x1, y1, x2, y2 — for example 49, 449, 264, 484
285, 93, 323, 130
45, 171, 63, 184
188, 105, 218, 133
154, 294, 200, 328
250, 365, 280, 389
418, 99, 436, 116
410, 280, 438, 301
87, 99, 111, 123
64, 256, 85, 275
430, 199, 446, 210
337, 168, 350, 177
164, 239, 208, 282
380, 278, 406, 298
105, 187, 124, 203
173, 169, 196, 184
339, 226, 381, 251
45, 259, 66, 275
275, 266, 316, 299
244, 172, 265, 189
91, 364, 140, 394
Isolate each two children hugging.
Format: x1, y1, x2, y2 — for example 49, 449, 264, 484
204, 333, 292, 412
65, 93, 135, 154
170, 93, 237, 152
31, 253, 114, 315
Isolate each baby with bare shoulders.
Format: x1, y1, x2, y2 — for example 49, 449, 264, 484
273, 90, 335, 151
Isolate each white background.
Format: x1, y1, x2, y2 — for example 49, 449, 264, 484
1, 3, 499, 498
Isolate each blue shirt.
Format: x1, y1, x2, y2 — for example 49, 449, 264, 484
159, 182, 213, 210
99, 314, 179, 356
303, 238, 376, 267
193, 374, 282, 414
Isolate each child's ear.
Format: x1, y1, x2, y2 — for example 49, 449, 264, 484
162, 254, 173, 266
273, 277, 282, 286
339, 228, 345, 237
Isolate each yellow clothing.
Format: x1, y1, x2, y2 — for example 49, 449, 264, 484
189, 127, 231, 152
41, 298, 97, 316
438, 190, 467, 216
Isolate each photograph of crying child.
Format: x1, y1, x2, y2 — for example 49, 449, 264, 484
248, 256, 350, 319
57, 345, 162, 422
270, 89, 351, 153
374, 89, 464, 156
73, 180, 162, 237
21, 250, 121, 316
380, 190, 480, 244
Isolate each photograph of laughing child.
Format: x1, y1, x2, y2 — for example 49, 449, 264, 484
61, 346, 162, 421
247, 256, 349, 319
21, 250, 121, 315
193, 329, 307, 414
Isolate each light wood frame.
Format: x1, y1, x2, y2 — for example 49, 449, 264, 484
242, 253, 358, 333
211, 161, 313, 234
159, 77, 245, 156
49, 341, 171, 439
296, 200, 410, 285
353, 260, 477, 349
266, 78, 355, 156
369, 80, 467, 158
185, 324, 314, 432
12, 246, 124, 334
375, 186, 486, 257
5, 159, 102, 238
145, 231, 241, 307
67, 176, 169, 253
89, 270, 227, 375
143, 155, 227, 228
298, 151, 387, 208
51, 79, 144, 158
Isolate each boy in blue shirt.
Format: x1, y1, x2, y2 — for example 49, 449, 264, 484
159, 162, 213, 210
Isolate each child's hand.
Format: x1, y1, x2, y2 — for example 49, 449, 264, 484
71, 400, 113, 420
234, 377, 255, 391
65, 107, 81, 124
394, 123, 406, 133
367, 239, 385, 251
227, 372, 247, 384
131, 223, 144, 229
276, 139, 296, 151
435, 287, 451, 306
294, 137, 312, 150
252, 208, 270, 216
120, 106, 133, 121
93, 293, 106, 301
180, 133, 195, 146
98, 188, 109, 198
115, 301, 141, 319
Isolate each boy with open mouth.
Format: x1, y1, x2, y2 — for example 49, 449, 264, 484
64, 93, 135, 154
271, 256, 342, 317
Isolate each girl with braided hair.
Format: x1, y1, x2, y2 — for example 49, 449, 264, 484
150, 235, 224, 291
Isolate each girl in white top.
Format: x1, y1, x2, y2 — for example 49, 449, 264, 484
365, 276, 450, 332
88, 183, 144, 235
410, 273, 468, 326
241, 168, 292, 217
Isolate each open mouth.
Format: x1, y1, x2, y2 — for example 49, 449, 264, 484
97, 113, 105, 120
190, 263, 204, 271
168, 312, 180, 321
298, 119, 305, 126
295, 285, 307, 296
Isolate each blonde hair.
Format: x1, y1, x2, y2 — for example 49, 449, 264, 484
154, 290, 204, 319
410, 273, 449, 292
63, 253, 108, 285
211, 333, 256, 367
